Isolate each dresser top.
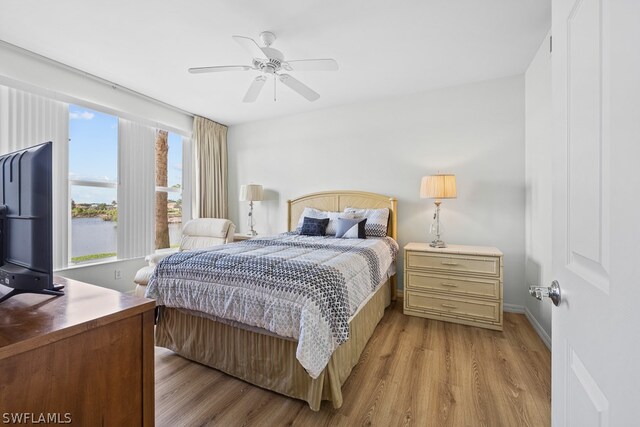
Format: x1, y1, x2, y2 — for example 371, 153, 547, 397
0, 277, 155, 359
404, 242, 503, 257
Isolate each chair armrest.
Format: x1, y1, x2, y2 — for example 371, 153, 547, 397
225, 223, 236, 243
145, 250, 176, 266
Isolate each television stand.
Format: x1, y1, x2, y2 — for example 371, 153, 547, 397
0, 284, 64, 304
0, 276, 155, 426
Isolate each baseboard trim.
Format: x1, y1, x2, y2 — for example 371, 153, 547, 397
503, 303, 525, 314
524, 307, 551, 350
503, 303, 551, 350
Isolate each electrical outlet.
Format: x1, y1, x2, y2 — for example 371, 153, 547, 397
114, 270, 122, 280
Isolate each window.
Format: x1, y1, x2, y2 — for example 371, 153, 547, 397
68, 105, 188, 264
69, 105, 118, 264
155, 131, 183, 250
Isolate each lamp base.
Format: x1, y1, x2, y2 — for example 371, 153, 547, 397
429, 239, 447, 248
247, 230, 258, 237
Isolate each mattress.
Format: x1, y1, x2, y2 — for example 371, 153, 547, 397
146, 232, 398, 378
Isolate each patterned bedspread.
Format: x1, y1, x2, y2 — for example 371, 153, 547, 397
146, 232, 398, 378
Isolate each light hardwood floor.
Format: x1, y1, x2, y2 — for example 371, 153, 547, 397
155, 302, 551, 426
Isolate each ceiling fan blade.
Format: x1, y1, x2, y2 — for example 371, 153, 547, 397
243, 76, 267, 103
278, 74, 320, 101
232, 35, 269, 60
188, 65, 251, 74
283, 59, 339, 71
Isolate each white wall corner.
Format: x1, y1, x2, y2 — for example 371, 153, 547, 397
523, 28, 553, 350
524, 306, 551, 349
503, 303, 551, 349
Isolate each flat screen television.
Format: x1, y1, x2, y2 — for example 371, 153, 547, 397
0, 142, 63, 303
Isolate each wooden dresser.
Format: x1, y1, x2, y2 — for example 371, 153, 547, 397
403, 243, 504, 330
0, 277, 156, 426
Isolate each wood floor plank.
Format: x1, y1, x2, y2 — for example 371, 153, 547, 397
424, 380, 463, 427
506, 315, 552, 401
356, 312, 417, 424
394, 346, 433, 426
478, 330, 546, 427
336, 306, 408, 419
155, 303, 551, 426
461, 326, 502, 427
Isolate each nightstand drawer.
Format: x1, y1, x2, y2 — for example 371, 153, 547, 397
405, 271, 500, 299
406, 252, 500, 277
406, 291, 501, 322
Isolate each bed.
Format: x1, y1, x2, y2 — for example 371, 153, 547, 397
149, 190, 398, 410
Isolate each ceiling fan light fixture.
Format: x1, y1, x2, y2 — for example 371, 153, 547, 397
189, 31, 337, 103
259, 31, 277, 47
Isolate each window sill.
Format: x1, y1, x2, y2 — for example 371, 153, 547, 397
56, 256, 144, 272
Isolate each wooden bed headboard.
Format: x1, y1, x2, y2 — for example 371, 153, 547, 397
287, 190, 398, 301
286, 190, 398, 241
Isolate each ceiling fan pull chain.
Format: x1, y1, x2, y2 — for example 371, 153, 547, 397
274, 75, 277, 102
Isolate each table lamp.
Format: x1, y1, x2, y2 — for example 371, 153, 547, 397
239, 184, 263, 236
420, 174, 457, 248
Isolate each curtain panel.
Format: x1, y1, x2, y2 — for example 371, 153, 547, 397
181, 135, 194, 223
193, 116, 228, 219
117, 119, 156, 259
0, 85, 69, 270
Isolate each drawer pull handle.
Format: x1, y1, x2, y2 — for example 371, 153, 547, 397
440, 283, 458, 287
441, 261, 459, 266
441, 303, 458, 309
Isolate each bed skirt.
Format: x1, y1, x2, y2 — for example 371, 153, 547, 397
155, 280, 391, 411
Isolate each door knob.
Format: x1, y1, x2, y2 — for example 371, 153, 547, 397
528, 280, 562, 306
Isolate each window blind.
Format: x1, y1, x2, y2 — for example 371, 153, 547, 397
117, 119, 156, 259
0, 85, 69, 270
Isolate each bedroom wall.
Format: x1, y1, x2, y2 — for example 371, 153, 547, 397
56, 258, 147, 295
228, 75, 527, 307
524, 33, 553, 344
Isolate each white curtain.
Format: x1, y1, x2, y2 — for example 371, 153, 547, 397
0, 85, 69, 270
117, 118, 156, 259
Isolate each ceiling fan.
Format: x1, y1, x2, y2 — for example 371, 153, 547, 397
188, 31, 338, 103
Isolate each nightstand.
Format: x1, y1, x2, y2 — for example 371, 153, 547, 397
403, 243, 504, 331
233, 233, 254, 242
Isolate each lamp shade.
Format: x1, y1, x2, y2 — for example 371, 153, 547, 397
420, 174, 457, 199
239, 184, 263, 201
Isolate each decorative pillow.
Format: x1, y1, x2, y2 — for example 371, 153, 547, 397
342, 207, 389, 237
335, 218, 367, 239
296, 208, 342, 235
300, 217, 330, 236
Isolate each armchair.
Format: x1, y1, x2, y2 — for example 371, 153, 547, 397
134, 218, 236, 297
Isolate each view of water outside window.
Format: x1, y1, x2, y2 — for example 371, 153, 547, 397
69, 105, 118, 264
69, 106, 183, 264
70, 186, 118, 262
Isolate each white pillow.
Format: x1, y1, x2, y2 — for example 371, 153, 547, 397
335, 217, 367, 239
295, 208, 343, 235
342, 207, 389, 237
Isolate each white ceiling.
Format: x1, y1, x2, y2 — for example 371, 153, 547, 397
0, 0, 550, 126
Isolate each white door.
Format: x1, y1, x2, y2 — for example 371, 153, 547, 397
552, 0, 640, 425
